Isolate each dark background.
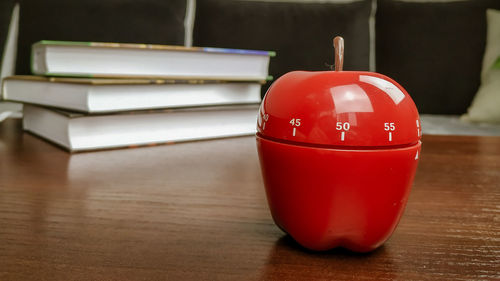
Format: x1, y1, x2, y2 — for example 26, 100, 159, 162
2, 0, 500, 114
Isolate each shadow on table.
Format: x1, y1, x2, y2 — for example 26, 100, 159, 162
259, 234, 399, 280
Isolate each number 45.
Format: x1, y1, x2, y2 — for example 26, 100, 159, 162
384, 122, 395, 131
289, 118, 301, 126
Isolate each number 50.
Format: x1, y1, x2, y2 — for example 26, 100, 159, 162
336, 122, 350, 131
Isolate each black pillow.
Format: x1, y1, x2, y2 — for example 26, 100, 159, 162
16, 0, 186, 75
193, 0, 372, 95
376, 0, 500, 115
0, 0, 15, 70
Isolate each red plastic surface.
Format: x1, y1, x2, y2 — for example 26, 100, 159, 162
257, 136, 421, 252
256, 70, 422, 252
257, 71, 422, 147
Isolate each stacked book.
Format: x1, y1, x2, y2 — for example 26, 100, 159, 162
1, 41, 274, 152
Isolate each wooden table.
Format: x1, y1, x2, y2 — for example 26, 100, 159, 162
1, 119, 499, 280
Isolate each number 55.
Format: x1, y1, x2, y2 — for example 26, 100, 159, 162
384, 122, 395, 131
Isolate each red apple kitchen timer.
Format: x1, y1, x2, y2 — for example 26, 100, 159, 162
256, 37, 422, 252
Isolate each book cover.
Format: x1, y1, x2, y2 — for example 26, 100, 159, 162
23, 104, 260, 152
3, 75, 263, 113
33, 40, 276, 57
31, 40, 276, 81
4, 75, 267, 85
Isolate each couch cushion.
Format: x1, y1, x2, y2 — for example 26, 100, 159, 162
193, 0, 372, 95
462, 9, 500, 124
16, 0, 187, 75
463, 69, 500, 123
479, 9, 500, 79
376, 0, 500, 115
0, 0, 16, 70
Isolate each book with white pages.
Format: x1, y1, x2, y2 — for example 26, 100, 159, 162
31, 40, 275, 81
2, 76, 263, 113
23, 104, 259, 152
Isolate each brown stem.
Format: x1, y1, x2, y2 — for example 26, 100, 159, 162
333, 36, 344, 71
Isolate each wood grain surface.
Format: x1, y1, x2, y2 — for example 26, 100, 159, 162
0, 119, 499, 280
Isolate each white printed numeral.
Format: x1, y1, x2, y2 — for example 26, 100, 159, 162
336, 122, 350, 131
384, 122, 395, 141
416, 119, 421, 137
384, 122, 396, 131
336, 122, 350, 141
289, 118, 301, 127
290, 118, 301, 136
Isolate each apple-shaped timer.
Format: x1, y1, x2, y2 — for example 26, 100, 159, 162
256, 37, 421, 252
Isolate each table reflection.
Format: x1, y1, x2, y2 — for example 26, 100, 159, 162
259, 234, 399, 280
